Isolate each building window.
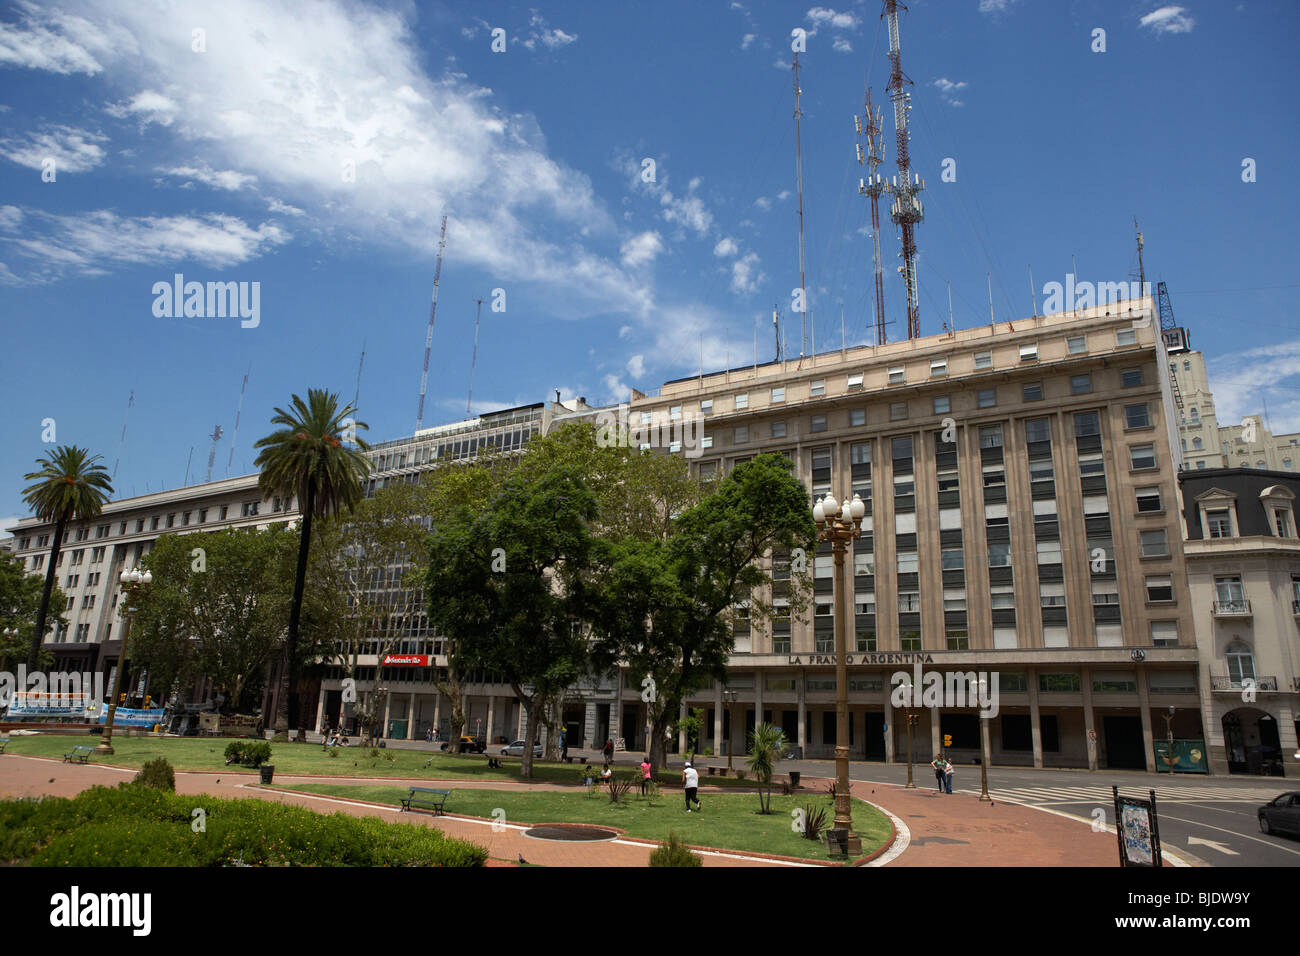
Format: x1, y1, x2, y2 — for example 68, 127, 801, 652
1129, 444, 1156, 470
771, 387, 785, 403
700, 399, 713, 415
701, 436, 714, 449
1192, 437, 1203, 450
851, 442, 872, 465
810, 380, 826, 397
889, 402, 908, 421
219, 505, 228, 520
810, 415, 828, 433
899, 630, 922, 651
988, 543, 1011, 567
1023, 383, 1043, 402
979, 425, 1003, 448
1067, 336, 1086, 354
1117, 328, 1137, 346
1121, 368, 1143, 388
977, 389, 996, 409
1040, 673, 1081, 693
1024, 418, 1051, 444
847, 373, 864, 391
941, 548, 964, 570
640, 411, 653, 425
945, 630, 969, 651
1071, 374, 1092, 395
1206, 508, 1233, 538
1273, 509, 1294, 537
733, 426, 749, 444
1136, 487, 1162, 513
1073, 412, 1100, 438
850, 408, 866, 427
897, 551, 919, 574
1019, 344, 1038, 362
1036, 540, 1062, 565
898, 591, 921, 612
1140, 529, 1168, 557
734, 393, 748, 410
932, 396, 950, 415
930, 359, 947, 377
150, 517, 160, 530
91, 547, 105, 563
888, 367, 905, 385
1145, 575, 1173, 602
974, 351, 992, 370
767, 420, 786, 439
1125, 404, 1151, 429
1225, 640, 1255, 686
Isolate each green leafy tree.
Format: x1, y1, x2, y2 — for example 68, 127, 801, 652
20, 446, 113, 668
676, 706, 706, 761
587, 453, 815, 774
425, 466, 596, 778
748, 722, 786, 814
253, 389, 370, 738
0, 551, 65, 672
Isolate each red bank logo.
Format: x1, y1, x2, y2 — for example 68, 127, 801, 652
381, 654, 429, 666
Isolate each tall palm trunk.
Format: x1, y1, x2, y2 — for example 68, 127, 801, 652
281, 482, 315, 739
28, 513, 66, 670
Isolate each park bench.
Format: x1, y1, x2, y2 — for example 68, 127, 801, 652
400, 787, 450, 816
64, 745, 93, 764
0, 735, 9, 753
486, 757, 502, 769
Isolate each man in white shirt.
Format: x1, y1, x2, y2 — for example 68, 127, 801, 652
682, 762, 701, 812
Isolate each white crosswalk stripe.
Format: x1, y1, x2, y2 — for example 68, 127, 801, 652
972, 783, 1288, 806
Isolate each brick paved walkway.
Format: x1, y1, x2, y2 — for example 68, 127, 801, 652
0, 753, 1138, 866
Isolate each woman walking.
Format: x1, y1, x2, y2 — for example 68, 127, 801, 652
640, 755, 652, 796
930, 753, 945, 792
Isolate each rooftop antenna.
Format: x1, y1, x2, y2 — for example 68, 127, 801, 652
205, 424, 224, 484
754, 315, 758, 374
946, 280, 954, 334
466, 296, 482, 419
184, 447, 193, 486
773, 305, 782, 362
353, 341, 365, 413
858, 86, 888, 347
226, 362, 251, 478
112, 390, 134, 481
840, 302, 846, 356
793, 52, 809, 365
416, 215, 449, 431
987, 273, 995, 328
883, 0, 925, 339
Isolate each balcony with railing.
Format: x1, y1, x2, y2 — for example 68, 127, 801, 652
1211, 600, 1252, 618
1209, 675, 1278, 692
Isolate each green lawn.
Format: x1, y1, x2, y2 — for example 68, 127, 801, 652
0, 734, 758, 788
272, 782, 893, 862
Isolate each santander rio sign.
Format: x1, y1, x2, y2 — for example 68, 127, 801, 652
381, 654, 429, 667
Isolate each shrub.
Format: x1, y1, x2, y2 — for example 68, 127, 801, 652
134, 757, 176, 791
799, 803, 828, 842
327, 748, 340, 758
224, 741, 273, 767
605, 775, 633, 804
649, 832, 702, 867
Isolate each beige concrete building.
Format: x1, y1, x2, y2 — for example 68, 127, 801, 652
1167, 344, 1227, 470
1218, 417, 1300, 474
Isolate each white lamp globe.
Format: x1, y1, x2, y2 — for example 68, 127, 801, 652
813, 500, 825, 522
142, 570, 153, 585
850, 494, 865, 520
822, 493, 838, 518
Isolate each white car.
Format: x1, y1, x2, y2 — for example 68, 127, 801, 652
501, 740, 544, 757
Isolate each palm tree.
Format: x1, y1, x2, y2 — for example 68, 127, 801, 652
747, 722, 786, 814
254, 389, 369, 739
21, 446, 114, 669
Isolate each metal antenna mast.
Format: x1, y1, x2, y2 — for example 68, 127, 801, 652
416, 215, 449, 432
226, 363, 251, 478
112, 390, 134, 481
858, 87, 888, 346
793, 52, 809, 363
773, 305, 782, 362
883, 0, 925, 339
354, 341, 365, 412
205, 425, 224, 484
466, 297, 483, 419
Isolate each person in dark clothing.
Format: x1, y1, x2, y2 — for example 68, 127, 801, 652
603, 738, 614, 766
930, 754, 945, 792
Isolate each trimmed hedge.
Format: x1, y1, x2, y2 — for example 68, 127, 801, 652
0, 784, 487, 867
134, 757, 176, 791
224, 740, 272, 767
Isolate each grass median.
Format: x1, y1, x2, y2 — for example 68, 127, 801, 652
271, 781, 893, 862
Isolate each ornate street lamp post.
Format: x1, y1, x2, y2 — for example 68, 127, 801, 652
813, 491, 864, 856
96, 566, 152, 755
906, 711, 919, 788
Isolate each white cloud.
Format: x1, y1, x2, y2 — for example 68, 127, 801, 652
0, 0, 132, 74
754, 196, 772, 211
741, 33, 755, 49
0, 123, 106, 172
713, 237, 738, 258
1208, 339, 1300, 436
158, 163, 258, 191
602, 372, 629, 403
978, 0, 1018, 14
806, 7, 860, 31
105, 89, 179, 127
626, 354, 646, 378
522, 12, 578, 51
832, 36, 852, 53
1139, 6, 1196, 34
730, 251, 763, 295
932, 77, 970, 107
267, 198, 305, 216
0, 207, 290, 282
620, 230, 663, 268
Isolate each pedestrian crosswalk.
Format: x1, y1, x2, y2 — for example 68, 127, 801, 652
969, 783, 1289, 806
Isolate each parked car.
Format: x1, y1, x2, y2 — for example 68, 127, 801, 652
501, 739, 544, 757
1257, 792, 1300, 837
440, 735, 486, 754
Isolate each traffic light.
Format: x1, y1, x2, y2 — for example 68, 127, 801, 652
120, 693, 127, 704
943, 734, 953, 748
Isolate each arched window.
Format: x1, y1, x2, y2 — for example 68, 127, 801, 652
1193, 438, 1203, 450
1285, 458, 1294, 469
1257, 461, 1266, 469
1225, 640, 1255, 686
1181, 439, 1187, 451
1190, 408, 1199, 421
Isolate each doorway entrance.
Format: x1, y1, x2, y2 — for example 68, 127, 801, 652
1102, 715, 1146, 769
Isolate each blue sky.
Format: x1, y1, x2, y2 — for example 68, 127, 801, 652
2, 0, 1298, 530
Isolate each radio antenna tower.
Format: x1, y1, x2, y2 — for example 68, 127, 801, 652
225, 363, 251, 478
466, 297, 483, 419
112, 390, 134, 481
793, 52, 810, 364
416, 215, 449, 432
883, 0, 925, 339
857, 87, 888, 346
205, 424, 224, 484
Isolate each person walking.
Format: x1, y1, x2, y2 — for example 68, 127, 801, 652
603, 737, 614, 766
640, 755, 653, 796
943, 757, 954, 794
930, 754, 945, 792
682, 761, 701, 812
560, 728, 569, 762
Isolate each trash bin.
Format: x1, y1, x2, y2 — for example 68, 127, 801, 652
259, 765, 274, 785
826, 827, 849, 855
789, 771, 801, 788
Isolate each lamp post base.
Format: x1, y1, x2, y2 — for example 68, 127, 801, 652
827, 829, 862, 857
93, 740, 114, 755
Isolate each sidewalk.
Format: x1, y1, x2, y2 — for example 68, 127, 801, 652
0, 753, 1124, 867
